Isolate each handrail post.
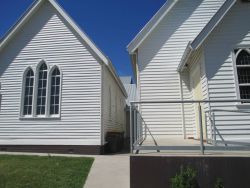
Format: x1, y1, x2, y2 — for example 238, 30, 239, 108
198, 102, 204, 155
134, 108, 137, 143
130, 104, 133, 153
212, 111, 216, 145
209, 111, 213, 144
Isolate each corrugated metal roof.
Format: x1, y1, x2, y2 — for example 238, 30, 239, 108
120, 76, 133, 85
120, 76, 137, 106
123, 83, 137, 106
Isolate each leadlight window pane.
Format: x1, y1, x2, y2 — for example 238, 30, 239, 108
50, 67, 60, 115
237, 67, 250, 84
36, 63, 47, 115
23, 69, 34, 115
239, 86, 250, 99
236, 50, 250, 101
236, 50, 250, 65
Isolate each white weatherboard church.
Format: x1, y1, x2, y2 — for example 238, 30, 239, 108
0, 0, 127, 154
128, 0, 250, 146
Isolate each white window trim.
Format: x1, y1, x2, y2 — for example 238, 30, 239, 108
20, 60, 62, 119
232, 48, 250, 106
115, 94, 117, 123
34, 60, 49, 118
47, 65, 62, 118
20, 66, 35, 118
108, 86, 111, 121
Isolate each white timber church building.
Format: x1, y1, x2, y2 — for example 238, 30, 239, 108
0, 0, 127, 154
128, 0, 250, 148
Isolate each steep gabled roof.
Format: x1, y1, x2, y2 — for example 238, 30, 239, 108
0, 0, 127, 97
177, 0, 237, 72
127, 0, 178, 53
0, 0, 109, 64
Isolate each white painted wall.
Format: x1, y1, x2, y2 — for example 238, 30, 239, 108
181, 48, 205, 138
187, 48, 210, 139
102, 65, 126, 141
203, 1, 250, 142
136, 0, 225, 137
0, 1, 103, 145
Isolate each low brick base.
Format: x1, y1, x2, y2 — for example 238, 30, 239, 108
130, 156, 250, 188
0, 145, 105, 155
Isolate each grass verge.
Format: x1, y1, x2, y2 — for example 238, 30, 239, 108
0, 154, 94, 188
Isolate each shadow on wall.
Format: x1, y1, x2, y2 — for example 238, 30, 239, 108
138, 0, 202, 72
0, 1, 99, 77
204, 2, 250, 81
0, 2, 54, 76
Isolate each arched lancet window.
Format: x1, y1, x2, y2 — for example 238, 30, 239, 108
23, 69, 34, 116
36, 63, 48, 115
50, 67, 61, 115
109, 87, 111, 120
236, 49, 250, 100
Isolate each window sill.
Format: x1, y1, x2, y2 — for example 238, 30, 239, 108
19, 116, 61, 120
236, 103, 250, 109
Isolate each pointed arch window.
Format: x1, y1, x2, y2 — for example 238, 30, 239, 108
109, 87, 111, 120
36, 63, 48, 115
21, 62, 62, 118
23, 69, 34, 116
235, 49, 250, 101
50, 67, 61, 115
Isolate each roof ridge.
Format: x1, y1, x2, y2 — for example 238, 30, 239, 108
0, 0, 128, 97
127, 0, 178, 53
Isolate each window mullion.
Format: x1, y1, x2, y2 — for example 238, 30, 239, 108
44, 69, 49, 117
46, 69, 51, 117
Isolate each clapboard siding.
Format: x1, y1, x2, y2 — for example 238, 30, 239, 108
137, 0, 225, 136
102, 65, 126, 139
0, 1, 102, 145
204, 1, 250, 141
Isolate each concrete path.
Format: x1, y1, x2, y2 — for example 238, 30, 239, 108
84, 155, 130, 188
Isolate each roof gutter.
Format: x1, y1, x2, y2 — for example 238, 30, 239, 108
129, 52, 138, 84
0, 0, 43, 51
191, 0, 236, 50
127, 0, 178, 53
177, 42, 193, 72
106, 59, 128, 98
49, 0, 128, 97
0, 0, 127, 98
177, 0, 236, 72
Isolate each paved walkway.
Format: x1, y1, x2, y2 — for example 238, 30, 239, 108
84, 155, 130, 188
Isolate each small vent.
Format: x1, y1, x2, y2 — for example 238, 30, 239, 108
68, 148, 74, 154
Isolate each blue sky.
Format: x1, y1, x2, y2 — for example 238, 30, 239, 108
0, 0, 166, 76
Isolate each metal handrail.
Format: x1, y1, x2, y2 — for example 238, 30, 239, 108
133, 107, 159, 153
130, 99, 250, 154
131, 99, 250, 104
206, 108, 250, 147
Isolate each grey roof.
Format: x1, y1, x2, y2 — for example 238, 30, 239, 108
120, 76, 133, 85
123, 84, 137, 106
120, 76, 137, 106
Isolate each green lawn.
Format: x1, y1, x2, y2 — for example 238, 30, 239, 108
0, 155, 94, 188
